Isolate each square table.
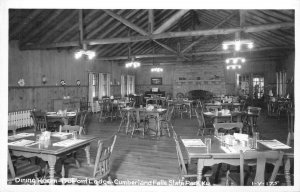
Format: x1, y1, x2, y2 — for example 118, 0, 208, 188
180, 135, 293, 186
8, 133, 98, 185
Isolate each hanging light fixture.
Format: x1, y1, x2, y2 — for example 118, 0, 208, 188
222, 39, 254, 51
125, 57, 141, 68
74, 44, 96, 60
125, 42, 140, 68
150, 42, 163, 72
74, 10, 96, 60
225, 57, 246, 70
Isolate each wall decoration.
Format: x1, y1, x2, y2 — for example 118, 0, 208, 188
42, 75, 47, 84
60, 80, 66, 86
76, 80, 81, 86
151, 77, 162, 85
18, 78, 25, 86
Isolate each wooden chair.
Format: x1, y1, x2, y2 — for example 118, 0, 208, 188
8, 124, 32, 169
286, 108, 294, 146
8, 149, 40, 184
173, 132, 212, 184
195, 108, 214, 136
228, 150, 284, 186
159, 106, 174, 137
78, 111, 88, 134
205, 105, 222, 112
8, 124, 18, 135
117, 109, 129, 133
59, 125, 83, 177
68, 135, 117, 184
213, 122, 243, 135
30, 110, 48, 131
128, 109, 147, 138
246, 106, 261, 134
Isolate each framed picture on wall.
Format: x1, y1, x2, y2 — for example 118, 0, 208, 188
151, 77, 162, 85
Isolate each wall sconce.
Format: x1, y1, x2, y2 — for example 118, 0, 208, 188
42, 75, 47, 84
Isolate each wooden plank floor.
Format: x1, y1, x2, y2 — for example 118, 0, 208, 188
74, 110, 290, 185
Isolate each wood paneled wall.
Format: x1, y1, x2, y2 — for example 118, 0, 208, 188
8, 41, 129, 112
135, 58, 286, 97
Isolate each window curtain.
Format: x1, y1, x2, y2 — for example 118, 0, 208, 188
88, 73, 94, 103
276, 71, 287, 97
121, 75, 126, 97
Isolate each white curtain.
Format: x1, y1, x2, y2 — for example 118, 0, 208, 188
88, 73, 94, 104
127, 75, 135, 95
121, 75, 126, 97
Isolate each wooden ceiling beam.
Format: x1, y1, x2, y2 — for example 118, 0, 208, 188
94, 46, 293, 60
181, 11, 236, 53
153, 40, 190, 61
103, 9, 148, 36
96, 10, 147, 56
153, 9, 190, 34
22, 22, 294, 50
148, 9, 154, 33
10, 9, 43, 39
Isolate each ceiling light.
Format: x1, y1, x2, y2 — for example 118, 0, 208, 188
151, 67, 163, 72
222, 39, 254, 51
125, 58, 141, 68
74, 49, 96, 60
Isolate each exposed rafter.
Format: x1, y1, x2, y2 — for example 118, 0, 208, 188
153, 10, 190, 34
94, 46, 293, 60
181, 12, 236, 53
103, 10, 148, 36
21, 22, 294, 50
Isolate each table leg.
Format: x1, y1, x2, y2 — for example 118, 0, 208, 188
284, 156, 292, 186
197, 159, 204, 185
84, 145, 92, 166
125, 111, 130, 134
48, 156, 57, 185
157, 115, 161, 137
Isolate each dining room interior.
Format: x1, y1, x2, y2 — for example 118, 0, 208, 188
4, 6, 298, 189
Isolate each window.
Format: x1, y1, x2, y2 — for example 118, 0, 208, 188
127, 75, 135, 95
121, 75, 126, 97
88, 72, 111, 102
253, 77, 264, 99
276, 71, 286, 97
99, 73, 111, 98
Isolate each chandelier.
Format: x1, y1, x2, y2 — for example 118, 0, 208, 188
222, 39, 254, 51
151, 67, 163, 72
125, 57, 141, 68
74, 49, 96, 60
226, 57, 246, 70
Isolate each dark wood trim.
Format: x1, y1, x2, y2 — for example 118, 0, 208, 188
153, 10, 190, 34
22, 22, 294, 50
104, 10, 148, 36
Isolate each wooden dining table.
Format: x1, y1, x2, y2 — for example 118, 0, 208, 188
46, 111, 77, 126
203, 111, 244, 123
121, 107, 167, 136
8, 132, 98, 185
180, 135, 293, 186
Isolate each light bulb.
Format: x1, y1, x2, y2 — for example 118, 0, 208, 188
222, 44, 228, 50
227, 66, 230, 70
233, 59, 238, 64
241, 58, 246, 63
248, 43, 253, 49
226, 59, 229, 64
232, 65, 236, 69
235, 41, 241, 51
74, 51, 82, 59
238, 65, 241, 69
